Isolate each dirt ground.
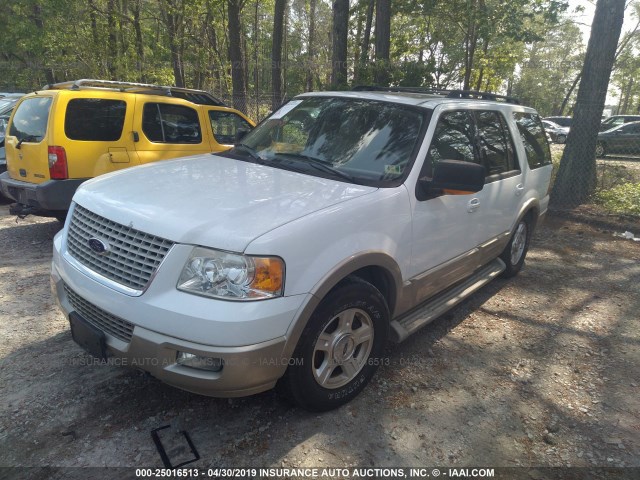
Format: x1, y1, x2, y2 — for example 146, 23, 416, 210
1, 197, 639, 479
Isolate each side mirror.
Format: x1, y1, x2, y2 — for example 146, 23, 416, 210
417, 160, 485, 200
234, 128, 250, 144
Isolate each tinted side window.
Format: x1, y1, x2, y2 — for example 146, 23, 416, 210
142, 103, 202, 144
9, 97, 53, 142
209, 111, 252, 144
426, 110, 476, 176
475, 110, 517, 176
65, 99, 126, 141
513, 112, 552, 169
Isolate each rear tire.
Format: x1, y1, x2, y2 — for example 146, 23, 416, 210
595, 142, 606, 157
556, 134, 567, 144
500, 216, 532, 278
279, 276, 389, 411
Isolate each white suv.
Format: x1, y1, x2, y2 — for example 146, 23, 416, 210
51, 87, 553, 411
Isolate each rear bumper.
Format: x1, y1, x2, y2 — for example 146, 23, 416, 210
0, 171, 86, 212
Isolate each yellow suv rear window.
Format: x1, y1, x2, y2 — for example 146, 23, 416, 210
64, 99, 127, 141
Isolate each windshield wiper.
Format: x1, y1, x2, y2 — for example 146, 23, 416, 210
16, 135, 39, 149
275, 152, 358, 183
232, 143, 263, 162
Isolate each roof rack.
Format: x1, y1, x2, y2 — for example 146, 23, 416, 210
42, 79, 227, 107
352, 85, 520, 105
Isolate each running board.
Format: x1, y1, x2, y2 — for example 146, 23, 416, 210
390, 258, 506, 342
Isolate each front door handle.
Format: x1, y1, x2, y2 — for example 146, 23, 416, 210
515, 184, 524, 196
468, 198, 480, 212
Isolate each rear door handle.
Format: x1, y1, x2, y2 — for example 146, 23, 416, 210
515, 184, 524, 196
468, 198, 480, 212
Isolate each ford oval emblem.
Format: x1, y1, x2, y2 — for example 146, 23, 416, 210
88, 237, 110, 255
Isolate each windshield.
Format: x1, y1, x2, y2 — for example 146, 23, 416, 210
0, 98, 20, 117
601, 117, 619, 128
227, 97, 428, 186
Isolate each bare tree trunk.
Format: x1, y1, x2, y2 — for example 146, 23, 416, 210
356, 0, 375, 84
107, 0, 118, 79
558, 72, 581, 115
463, 23, 478, 90
87, 0, 100, 50
271, 0, 286, 109
32, 3, 56, 84
475, 38, 489, 91
131, 0, 145, 81
206, 2, 224, 93
228, 0, 247, 112
254, 1, 259, 117
160, 0, 185, 87
283, 6, 288, 99
118, 0, 128, 59
551, 0, 626, 209
306, 0, 317, 91
331, 0, 349, 88
374, 0, 390, 86
621, 78, 634, 113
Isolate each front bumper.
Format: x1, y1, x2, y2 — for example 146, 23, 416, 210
0, 171, 86, 212
51, 232, 311, 398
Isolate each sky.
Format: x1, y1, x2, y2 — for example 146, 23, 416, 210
567, 0, 638, 106
568, 0, 638, 42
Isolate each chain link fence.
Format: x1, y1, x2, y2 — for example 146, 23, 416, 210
544, 115, 640, 222
211, 92, 284, 123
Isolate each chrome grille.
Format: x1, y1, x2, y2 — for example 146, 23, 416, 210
67, 204, 174, 291
63, 283, 134, 342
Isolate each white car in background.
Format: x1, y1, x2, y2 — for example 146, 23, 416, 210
542, 119, 569, 144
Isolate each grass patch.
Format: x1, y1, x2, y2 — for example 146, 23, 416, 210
595, 183, 640, 216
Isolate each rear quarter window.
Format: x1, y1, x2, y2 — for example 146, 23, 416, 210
513, 112, 552, 169
65, 98, 126, 141
9, 97, 53, 142
142, 103, 202, 144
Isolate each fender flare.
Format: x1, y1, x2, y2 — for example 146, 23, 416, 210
281, 252, 404, 361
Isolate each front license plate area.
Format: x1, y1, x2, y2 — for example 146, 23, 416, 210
69, 311, 107, 360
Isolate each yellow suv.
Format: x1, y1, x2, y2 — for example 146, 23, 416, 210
0, 79, 254, 220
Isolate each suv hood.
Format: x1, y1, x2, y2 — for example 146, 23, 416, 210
73, 154, 377, 252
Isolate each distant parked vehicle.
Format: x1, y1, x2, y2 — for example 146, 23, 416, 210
544, 116, 572, 128
0, 94, 25, 178
541, 120, 569, 144
595, 121, 640, 157
599, 115, 640, 132
0, 80, 253, 220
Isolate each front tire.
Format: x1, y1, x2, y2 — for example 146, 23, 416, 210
280, 276, 389, 411
556, 134, 567, 144
54, 211, 68, 224
500, 216, 532, 278
595, 141, 606, 157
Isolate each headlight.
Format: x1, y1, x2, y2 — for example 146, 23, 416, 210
177, 247, 284, 300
